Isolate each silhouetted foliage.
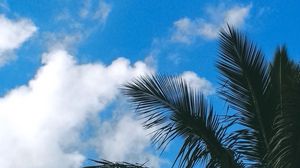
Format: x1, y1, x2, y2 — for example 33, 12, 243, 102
87, 26, 300, 168
83, 159, 149, 168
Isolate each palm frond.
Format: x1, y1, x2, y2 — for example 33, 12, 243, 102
217, 26, 273, 166
122, 75, 242, 168
83, 159, 148, 168
268, 46, 294, 116
267, 47, 300, 168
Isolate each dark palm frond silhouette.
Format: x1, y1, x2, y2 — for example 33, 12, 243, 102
87, 26, 300, 168
83, 159, 149, 168
122, 75, 243, 168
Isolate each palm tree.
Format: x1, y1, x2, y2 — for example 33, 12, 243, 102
121, 27, 300, 168
86, 27, 300, 168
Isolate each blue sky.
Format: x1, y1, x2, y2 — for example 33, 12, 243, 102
0, 0, 299, 167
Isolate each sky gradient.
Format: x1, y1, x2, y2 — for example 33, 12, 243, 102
0, 0, 299, 167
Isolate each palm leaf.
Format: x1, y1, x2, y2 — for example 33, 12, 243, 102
217, 26, 273, 166
122, 75, 242, 168
267, 47, 300, 168
83, 159, 148, 168
267, 46, 294, 116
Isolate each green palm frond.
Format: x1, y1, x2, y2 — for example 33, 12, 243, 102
217, 26, 273, 166
267, 47, 300, 168
83, 159, 148, 168
122, 75, 242, 168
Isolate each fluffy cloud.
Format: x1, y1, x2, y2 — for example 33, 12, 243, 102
171, 4, 251, 44
0, 15, 37, 65
92, 113, 160, 167
0, 49, 153, 168
181, 71, 215, 95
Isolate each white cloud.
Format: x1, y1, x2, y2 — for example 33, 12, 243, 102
0, 49, 153, 168
171, 18, 195, 44
92, 114, 160, 167
224, 5, 251, 27
51, 0, 112, 50
80, 0, 112, 23
181, 71, 215, 95
171, 4, 251, 43
94, 1, 112, 23
43, 31, 84, 51
0, 15, 37, 65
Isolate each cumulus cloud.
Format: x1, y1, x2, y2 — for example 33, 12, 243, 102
171, 4, 251, 44
92, 113, 160, 167
0, 15, 37, 65
181, 71, 215, 95
0, 49, 153, 168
